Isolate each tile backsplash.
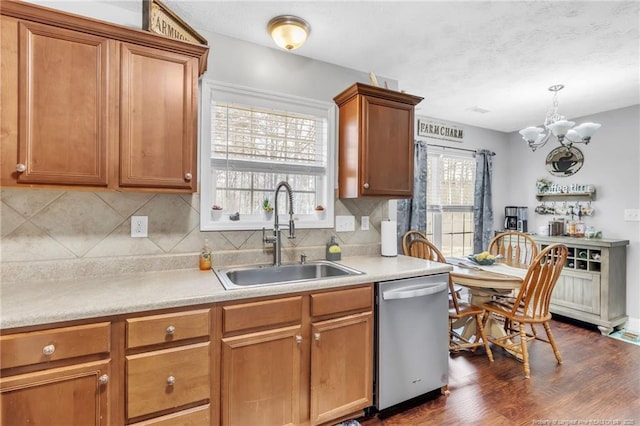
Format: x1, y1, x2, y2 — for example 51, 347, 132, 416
0, 188, 385, 283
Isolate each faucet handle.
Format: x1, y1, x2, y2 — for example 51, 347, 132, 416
300, 253, 307, 264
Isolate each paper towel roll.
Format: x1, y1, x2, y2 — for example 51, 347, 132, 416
381, 220, 397, 257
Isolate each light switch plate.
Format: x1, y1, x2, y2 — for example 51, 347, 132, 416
335, 215, 355, 232
131, 216, 148, 237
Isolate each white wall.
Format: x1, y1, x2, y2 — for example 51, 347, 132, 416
504, 105, 640, 329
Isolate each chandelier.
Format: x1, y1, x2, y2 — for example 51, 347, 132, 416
519, 84, 601, 152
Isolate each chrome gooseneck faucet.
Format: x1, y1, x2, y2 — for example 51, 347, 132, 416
262, 181, 296, 266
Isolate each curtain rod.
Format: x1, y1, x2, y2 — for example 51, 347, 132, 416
426, 143, 495, 156
426, 143, 477, 153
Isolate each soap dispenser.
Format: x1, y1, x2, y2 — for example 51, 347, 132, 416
326, 236, 342, 261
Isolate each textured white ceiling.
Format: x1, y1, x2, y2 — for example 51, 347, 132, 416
165, 0, 640, 133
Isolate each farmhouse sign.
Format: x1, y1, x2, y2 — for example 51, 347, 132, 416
417, 119, 464, 143
143, 0, 207, 45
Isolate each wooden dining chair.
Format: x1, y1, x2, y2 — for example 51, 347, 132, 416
407, 237, 493, 362
401, 230, 428, 256
481, 243, 568, 378
488, 231, 539, 266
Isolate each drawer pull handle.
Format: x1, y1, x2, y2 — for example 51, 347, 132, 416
42, 344, 55, 356
98, 374, 109, 385
166, 375, 176, 386
295, 335, 302, 344
166, 325, 176, 335
314, 332, 321, 341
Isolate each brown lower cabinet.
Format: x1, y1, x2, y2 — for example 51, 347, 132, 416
220, 285, 374, 426
0, 284, 374, 426
0, 323, 112, 425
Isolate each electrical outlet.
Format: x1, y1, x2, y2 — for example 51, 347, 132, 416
361, 216, 370, 231
624, 209, 640, 222
131, 215, 148, 237
335, 215, 355, 232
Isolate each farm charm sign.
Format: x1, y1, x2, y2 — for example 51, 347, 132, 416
143, 0, 207, 45
417, 119, 464, 143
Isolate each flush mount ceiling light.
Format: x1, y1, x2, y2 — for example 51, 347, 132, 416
519, 84, 601, 152
267, 15, 310, 50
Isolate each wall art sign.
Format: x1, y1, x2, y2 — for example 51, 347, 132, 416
143, 0, 208, 45
545, 146, 584, 177
417, 118, 464, 143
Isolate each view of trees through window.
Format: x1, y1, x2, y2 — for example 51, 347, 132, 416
211, 104, 327, 216
425, 150, 476, 257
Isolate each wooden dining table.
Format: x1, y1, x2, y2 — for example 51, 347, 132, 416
447, 259, 529, 359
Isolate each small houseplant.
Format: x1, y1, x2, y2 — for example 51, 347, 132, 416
211, 204, 223, 221
314, 205, 325, 220
261, 198, 274, 220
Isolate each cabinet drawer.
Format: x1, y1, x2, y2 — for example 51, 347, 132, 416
311, 285, 373, 317
126, 342, 210, 419
129, 404, 210, 425
223, 296, 302, 334
126, 309, 210, 349
0, 322, 110, 369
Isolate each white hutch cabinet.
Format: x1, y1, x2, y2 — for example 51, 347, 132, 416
533, 236, 629, 335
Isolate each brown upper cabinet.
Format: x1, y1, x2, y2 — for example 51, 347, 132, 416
334, 83, 423, 198
0, 0, 208, 192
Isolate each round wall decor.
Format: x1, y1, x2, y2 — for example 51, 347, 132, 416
545, 146, 584, 177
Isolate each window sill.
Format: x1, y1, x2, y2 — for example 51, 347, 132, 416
200, 215, 334, 231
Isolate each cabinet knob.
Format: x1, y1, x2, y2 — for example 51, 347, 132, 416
166, 325, 176, 335
314, 332, 321, 341
363, 183, 370, 189
42, 344, 55, 356
16, 164, 26, 173
98, 374, 109, 385
166, 375, 176, 386
184, 172, 192, 181
295, 335, 302, 344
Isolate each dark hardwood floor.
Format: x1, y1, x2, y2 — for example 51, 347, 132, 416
360, 317, 640, 426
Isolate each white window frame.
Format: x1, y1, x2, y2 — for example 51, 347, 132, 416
199, 81, 336, 231
426, 147, 476, 256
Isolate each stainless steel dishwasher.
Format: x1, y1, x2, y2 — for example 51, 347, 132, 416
375, 273, 449, 411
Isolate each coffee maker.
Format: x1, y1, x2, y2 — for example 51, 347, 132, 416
504, 206, 518, 230
517, 207, 528, 233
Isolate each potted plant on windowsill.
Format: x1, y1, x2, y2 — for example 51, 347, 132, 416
211, 205, 223, 221
261, 198, 274, 221
314, 205, 325, 220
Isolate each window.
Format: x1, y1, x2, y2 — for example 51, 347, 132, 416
425, 148, 476, 256
200, 81, 335, 231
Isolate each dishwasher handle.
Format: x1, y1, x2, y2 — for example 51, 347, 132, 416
382, 282, 448, 300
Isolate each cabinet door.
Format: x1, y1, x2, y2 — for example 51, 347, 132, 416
360, 95, 414, 197
551, 270, 601, 315
310, 311, 373, 425
221, 325, 302, 426
119, 43, 197, 190
0, 359, 110, 426
15, 20, 109, 185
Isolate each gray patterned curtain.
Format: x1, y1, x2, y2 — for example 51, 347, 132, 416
473, 149, 495, 252
397, 140, 428, 253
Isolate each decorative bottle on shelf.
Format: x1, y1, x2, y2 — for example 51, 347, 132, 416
199, 239, 212, 270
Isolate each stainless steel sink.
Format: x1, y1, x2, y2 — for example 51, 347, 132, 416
214, 260, 364, 290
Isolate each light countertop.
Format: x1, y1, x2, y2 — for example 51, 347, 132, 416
0, 255, 451, 330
